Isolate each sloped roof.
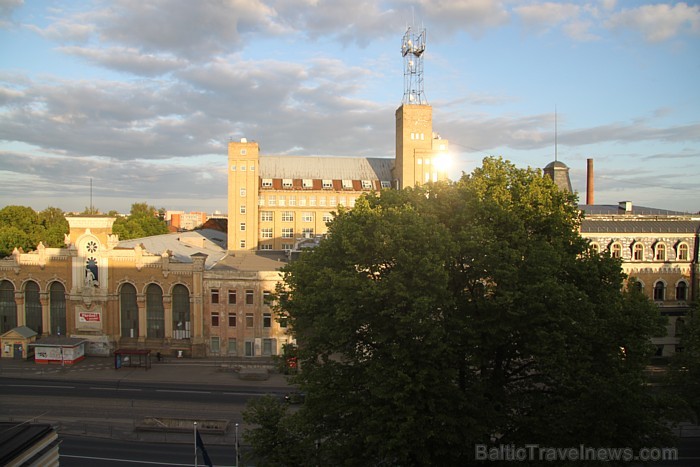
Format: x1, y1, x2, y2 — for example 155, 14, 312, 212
116, 229, 227, 269
1, 326, 37, 339
260, 156, 394, 180
579, 204, 693, 216
210, 252, 288, 272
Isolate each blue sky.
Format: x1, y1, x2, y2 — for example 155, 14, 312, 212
0, 0, 698, 214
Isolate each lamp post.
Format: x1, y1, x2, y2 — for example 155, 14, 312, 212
235, 423, 239, 467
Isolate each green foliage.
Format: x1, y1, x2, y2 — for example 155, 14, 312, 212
112, 202, 169, 240
667, 301, 700, 421
0, 205, 69, 257
265, 157, 674, 466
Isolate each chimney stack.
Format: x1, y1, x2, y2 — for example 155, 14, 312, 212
586, 158, 594, 205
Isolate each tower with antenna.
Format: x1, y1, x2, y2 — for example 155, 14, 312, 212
393, 25, 449, 189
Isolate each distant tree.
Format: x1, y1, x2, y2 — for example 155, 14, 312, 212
112, 202, 169, 240
80, 206, 100, 215
38, 207, 69, 247
0, 206, 42, 256
263, 157, 674, 465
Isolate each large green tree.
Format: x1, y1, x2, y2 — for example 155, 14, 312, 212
112, 202, 169, 240
258, 157, 672, 466
667, 301, 700, 421
0, 205, 69, 257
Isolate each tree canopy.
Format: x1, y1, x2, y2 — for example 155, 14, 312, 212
0, 205, 69, 257
112, 202, 169, 240
253, 157, 672, 466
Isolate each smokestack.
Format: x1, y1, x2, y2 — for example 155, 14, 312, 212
586, 158, 594, 205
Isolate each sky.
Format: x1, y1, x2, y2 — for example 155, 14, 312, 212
0, 0, 698, 215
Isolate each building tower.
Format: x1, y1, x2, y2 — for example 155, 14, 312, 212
227, 138, 260, 253
393, 27, 449, 189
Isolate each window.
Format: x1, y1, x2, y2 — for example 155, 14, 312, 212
633, 243, 644, 261
120, 283, 138, 338
241, 165, 246, 171
299, 196, 306, 206
633, 280, 644, 292
262, 338, 276, 356
417, 158, 422, 164
250, 165, 255, 171
172, 284, 190, 339
677, 243, 689, 261
611, 243, 622, 259
260, 211, 273, 222
279, 316, 288, 328
322, 179, 333, 189
262, 178, 272, 188
381, 181, 391, 189
282, 228, 294, 238
283, 179, 293, 188
231, 165, 236, 171
246, 313, 254, 327
261, 228, 273, 238
263, 290, 272, 304
342, 179, 353, 190
49, 281, 65, 336
278, 196, 285, 206
146, 284, 165, 338
24, 281, 42, 335
302, 212, 313, 222
590, 243, 600, 255
240, 205, 246, 214
245, 340, 254, 356
676, 281, 688, 301
330, 196, 337, 206
322, 213, 333, 223
212, 311, 220, 327
240, 222, 246, 231
228, 312, 237, 327
240, 149, 247, 155
260, 244, 272, 250
228, 290, 237, 304
302, 179, 313, 189
211, 289, 219, 304
240, 188, 246, 197
263, 313, 272, 328
302, 228, 314, 238
268, 195, 276, 206
653, 281, 665, 301
246, 290, 254, 305
362, 180, 372, 190
210, 337, 220, 354
319, 197, 326, 207
228, 338, 237, 355
282, 243, 293, 250
339, 196, 346, 206
309, 196, 316, 206
258, 195, 264, 206
655, 243, 666, 261
239, 240, 246, 249
289, 195, 296, 206
282, 211, 294, 222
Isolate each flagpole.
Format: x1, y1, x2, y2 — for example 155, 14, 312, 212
194, 421, 198, 467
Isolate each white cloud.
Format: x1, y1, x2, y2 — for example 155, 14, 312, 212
606, 2, 700, 43
58, 46, 188, 76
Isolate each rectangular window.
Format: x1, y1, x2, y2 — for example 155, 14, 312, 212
330, 196, 337, 206
283, 179, 293, 188
228, 290, 237, 304
246, 289, 254, 305
239, 239, 246, 249
342, 179, 353, 190
261, 227, 273, 238
211, 289, 219, 304
302, 212, 313, 222
299, 196, 306, 207
240, 188, 246, 197
288, 195, 296, 206
282, 211, 294, 222
227, 338, 237, 355
302, 179, 313, 189
278, 196, 285, 206
263, 313, 272, 328
240, 222, 246, 231
302, 228, 314, 238
323, 213, 333, 223
245, 340, 254, 356
268, 195, 276, 206
241, 165, 246, 171
240, 205, 246, 214
339, 196, 346, 206
319, 196, 326, 207
262, 178, 272, 188
263, 290, 272, 304
381, 181, 391, 189
262, 338, 276, 356
282, 243, 293, 250
211, 336, 220, 353
282, 228, 294, 238
260, 211, 273, 222
259, 195, 264, 206
279, 316, 288, 328
322, 179, 333, 189
362, 180, 372, 190
260, 244, 272, 250
228, 312, 236, 327
246, 313, 254, 327
211, 311, 220, 327
309, 196, 316, 206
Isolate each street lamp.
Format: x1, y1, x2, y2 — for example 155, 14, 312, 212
235, 423, 239, 467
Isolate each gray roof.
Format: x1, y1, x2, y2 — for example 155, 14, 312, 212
117, 229, 227, 269
579, 204, 693, 216
260, 156, 394, 180
210, 252, 287, 272
30, 337, 86, 347
581, 219, 700, 234
1, 326, 37, 338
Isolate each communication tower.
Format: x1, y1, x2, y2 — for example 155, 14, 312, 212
401, 27, 427, 105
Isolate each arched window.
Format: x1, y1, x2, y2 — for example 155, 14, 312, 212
0, 280, 17, 333
676, 281, 688, 301
633, 243, 644, 261
653, 281, 665, 301
655, 243, 666, 261
49, 282, 66, 336
590, 243, 600, 255
24, 281, 42, 335
146, 284, 164, 338
677, 243, 689, 261
611, 243, 622, 259
172, 284, 191, 339
120, 283, 139, 338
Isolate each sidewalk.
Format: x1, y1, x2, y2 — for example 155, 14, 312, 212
0, 355, 293, 389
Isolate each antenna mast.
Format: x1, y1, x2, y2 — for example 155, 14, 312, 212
554, 106, 558, 162
401, 26, 427, 105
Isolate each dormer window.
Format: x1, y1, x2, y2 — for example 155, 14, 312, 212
283, 179, 293, 189
633, 243, 644, 261
262, 179, 273, 188
361, 180, 372, 190
654, 243, 666, 261
677, 243, 689, 261
322, 180, 333, 189
342, 180, 353, 190
302, 179, 313, 189
380, 181, 391, 189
